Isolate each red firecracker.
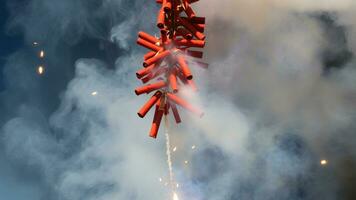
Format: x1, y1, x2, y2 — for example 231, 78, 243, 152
136, 0, 207, 138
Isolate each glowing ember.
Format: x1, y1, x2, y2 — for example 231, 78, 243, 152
91, 91, 98, 96
37, 66, 44, 75
173, 192, 179, 200
39, 50, 45, 58
320, 160, 328, 166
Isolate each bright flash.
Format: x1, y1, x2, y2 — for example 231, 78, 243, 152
39, 50, 45, 58
184, 160, 189, 164
173, 147, 177, 152
91, 91, 98, 96
320, 160, 328, 166
37, 66, 44, 75
173, 192, 179, 200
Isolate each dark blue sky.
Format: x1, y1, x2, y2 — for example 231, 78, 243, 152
0, 3, 22, 91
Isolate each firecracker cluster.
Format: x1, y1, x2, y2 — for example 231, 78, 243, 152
136, 0, 207, 138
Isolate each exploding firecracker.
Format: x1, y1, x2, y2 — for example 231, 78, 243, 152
136, 0, 207, 138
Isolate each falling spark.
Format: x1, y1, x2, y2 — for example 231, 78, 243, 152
33, 42, 38, 46
165, 117, 174, 190
192, 145, 196, 150
37, 66, 44, 75
91, 91, 98, 96
39, 50, 45, 58
173, 192, 179, 200
173, 147, 177, 152
176, 183, 179, 188
184, 160, 189, 164
159, 178, 162, 182
320, 159, 328, 166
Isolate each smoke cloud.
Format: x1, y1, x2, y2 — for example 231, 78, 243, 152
1, 0, 356, 200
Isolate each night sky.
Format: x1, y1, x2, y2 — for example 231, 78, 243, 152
0, 3, 22, 91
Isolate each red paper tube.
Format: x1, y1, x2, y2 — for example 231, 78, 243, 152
141, 67, 167, 84
175, 39, 205, 48
137, 38, 162, 52
144, 51, 157, 61
186, 50, 203, 58
156, 0, 163, 3
161, 30, 168, 43
138, 31, 160, 44
143, 50, 171, 67
167, 93, 204, 117
136, 64, 155, 79
135, 81, 166, 95
176, 28, 193, 40
169, 72, 178, 93
176, 70, 197, 91
194, 24, 205, 33
164, 102, 170, 115
176, 70, 188, 85
157, 9, 166, 29
181, 16, 205, 24
177, 17, 205, 40
177, 55, 193, 80
137, 91, 163, 118
149, 103, 164, 138
182, 1, 196, 18
170, 103, 182, 123
163, 0, 172, 12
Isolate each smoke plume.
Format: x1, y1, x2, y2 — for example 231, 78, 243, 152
1, 0, 356, 200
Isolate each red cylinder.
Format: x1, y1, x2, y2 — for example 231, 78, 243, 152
138, 31, 159, 44
164, 102, 170, 115
141, 67, 167, 84
144, 50, 170, 67
135, 81, 166, 95
177, 55, 193, 80
181, 16, 205, 24
161, 30, 168, 43
171, 103, 182, 123
186, 50, 203, 58
194, 24, 205, 33
149, 102, 165, 138
175, 39, 205, 48
144, 51, 157, 61
138, 91, 163, 118
176, 28, 193, 40
177, 17, 205, 40
183, 1, 196, 19
137, 38, 161, 52
169, 72, 178, 93
136, 64, 155, 79
163, 0, 172, 12
167, 93, 204, 117
157, 9, 165, 29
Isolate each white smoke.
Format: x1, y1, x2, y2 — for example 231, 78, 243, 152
1, 0, 356, 200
